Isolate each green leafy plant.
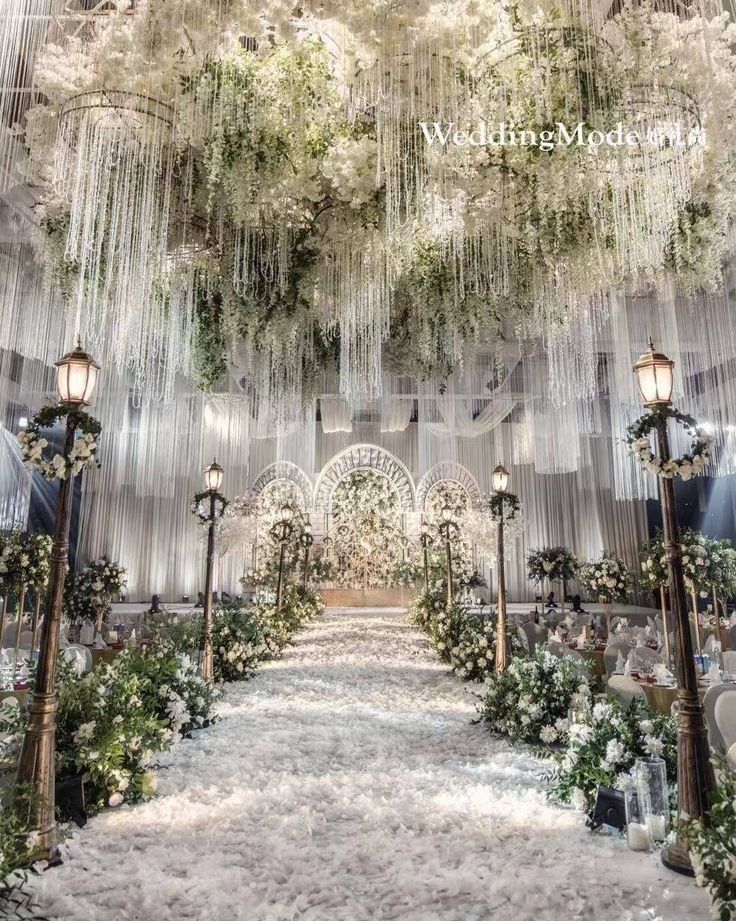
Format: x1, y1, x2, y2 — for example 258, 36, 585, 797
549, 697, 677, 811
685, 763, 736, 921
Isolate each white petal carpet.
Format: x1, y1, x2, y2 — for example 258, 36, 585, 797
31, 609, 708, 920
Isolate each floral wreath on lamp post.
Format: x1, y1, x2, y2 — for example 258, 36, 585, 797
625, 406, 714, 480
190, 490, 229, 523
18, 404, 101, 481
487, 491, 522, 524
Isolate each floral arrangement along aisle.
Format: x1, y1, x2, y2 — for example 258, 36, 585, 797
0, 582, 324, 887
481, 650, 590, 746
409, 586, 521, 683
550, 697, 677, 812
685, 763, 736, 921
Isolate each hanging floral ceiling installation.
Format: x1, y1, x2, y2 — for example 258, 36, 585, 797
23, 0, 736, 419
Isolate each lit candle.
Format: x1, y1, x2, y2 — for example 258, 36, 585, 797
627, 822, 650, 851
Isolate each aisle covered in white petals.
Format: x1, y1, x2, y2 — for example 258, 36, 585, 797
31, 610, 706, 921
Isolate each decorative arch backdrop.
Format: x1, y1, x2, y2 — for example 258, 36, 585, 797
74, 417, 646, 599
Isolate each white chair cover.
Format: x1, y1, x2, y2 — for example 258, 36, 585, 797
727, 742, 736, 770
627, 647, 663, 671
606, 675, 646, 706
704, 684, 736, 753
603, 642, 632, 678
61, 644, 94, 675
714, 690, 736, 751
722, 650, 736, 676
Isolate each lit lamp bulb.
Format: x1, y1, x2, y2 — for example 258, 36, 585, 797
633, 341, 674, 407
492, 464, 510, 493
420, 522, 429, 536
55, 341, 100, 406
441, 505, 453, 523
281, 504, 294, 523
204, 460, 224, 492
304, 522, 312, 536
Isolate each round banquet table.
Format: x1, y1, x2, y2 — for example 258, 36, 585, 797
635, 680, 712, 716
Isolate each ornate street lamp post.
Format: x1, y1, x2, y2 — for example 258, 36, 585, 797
16, 342, 100, 860
419, 522, 430, 593
199, 460, 225, 684
440, 505, 458, 607
633, 341, 715, 875
274, 503, 295, 610
492, 464, 510, 673
301, 520, 314, 589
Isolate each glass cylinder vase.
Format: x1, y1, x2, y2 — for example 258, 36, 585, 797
625, 791, 650, 852
635, 757, 669, 843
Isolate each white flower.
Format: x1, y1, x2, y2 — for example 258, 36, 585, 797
603, 738, 625, 767
540, 726, 558, 744
108, 792, 124, 807
570, 788, 588, 811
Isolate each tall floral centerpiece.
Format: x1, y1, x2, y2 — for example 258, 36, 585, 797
527, 546, 578, 614
679, 529, 736, 655
64, 557, 127, 635
0, 532, 52, 664
578, 554, 632, 636
641, 532, 674, 666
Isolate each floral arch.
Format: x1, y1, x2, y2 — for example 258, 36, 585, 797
416, 463, 481, 514
313, 445, 415, 513
251, 462, 313, 511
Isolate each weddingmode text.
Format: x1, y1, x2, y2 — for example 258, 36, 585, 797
418, 121, 706, 151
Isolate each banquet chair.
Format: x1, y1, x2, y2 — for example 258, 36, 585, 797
722, 650, 736, 676
715, 690, 736, 752
522, 623, 547, 656
61, 644, 94, 675
704, 684, 736, 753
727, 742, 736, 771
603, 642, 632, 678
729, 625, 736, 650
516, 627, 530, 654
606, 675, 645, 707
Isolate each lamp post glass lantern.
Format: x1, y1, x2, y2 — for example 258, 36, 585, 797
55, 341, 100, 406
632, 341, 714, 875
204, 459, 224, 492
16, 343, 100, 860
491, 463, 509, 494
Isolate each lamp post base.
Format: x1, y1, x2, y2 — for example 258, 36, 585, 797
661, 841, 695, 877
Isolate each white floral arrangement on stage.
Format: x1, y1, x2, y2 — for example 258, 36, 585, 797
578, 555, 632, 605
550, 698, 677, 811
527, 546, 578, 587
329, 470, 407, 588
481, 650, 591, 746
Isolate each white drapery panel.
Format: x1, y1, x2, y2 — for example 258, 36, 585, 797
320, 396, 352, 433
